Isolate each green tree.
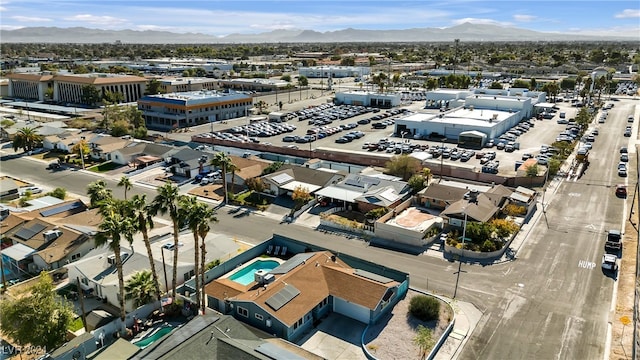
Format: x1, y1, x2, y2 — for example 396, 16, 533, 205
12, 126, 42, 152
110, 120, 130, 137
144, 79, 165, 95
150, 183, 181, 297
409, 295, 440, 321
80, 84, 101, 106
103, 90, 124, 104
95, 198, 135, 334
280, 74, 291, 82
124, 270, 156, 308
413, 325, 436, 360
117, 175, 132, 200
385, 154, 422, 181
46, 187, 66, 200
408, 174, 427, 193
86, 179, 113, 208
489, 81, 503, 89
0, 272, 75, 351
210, 153, 234, 204
126, 195, 162, 305
525, 163, 539, 177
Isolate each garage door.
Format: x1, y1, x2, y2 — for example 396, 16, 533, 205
333, 297, 370, 324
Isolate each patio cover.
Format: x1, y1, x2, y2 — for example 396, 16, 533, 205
2, 243, 35, 261
315, 186, 363, 203
280, 181, 322, 194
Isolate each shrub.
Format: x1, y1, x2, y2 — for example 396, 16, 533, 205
365, 207, 389, 220
408, 295, 440, 321
47, 187, 66, 200
480, 239, 498, 252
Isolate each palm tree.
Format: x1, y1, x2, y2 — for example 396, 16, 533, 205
150, 183, 181, 297
124, 270, 156, 308
95, 198, 135, 335
227, 161, 239, 196
117, 176, 133, 200
12, 127, 42, 152
126, 194, 161, 304
178, 196, 218, 314
210, 153, 233, 204
87, 179, 113, 208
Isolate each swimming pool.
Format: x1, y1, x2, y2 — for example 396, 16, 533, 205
229, 260, 279, 286
134, 325, 173, 349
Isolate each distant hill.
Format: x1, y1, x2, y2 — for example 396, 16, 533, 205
0, 23, 632, 44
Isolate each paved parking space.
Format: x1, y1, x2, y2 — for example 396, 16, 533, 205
297, 313, 367, 360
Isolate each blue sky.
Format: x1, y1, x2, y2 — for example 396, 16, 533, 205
1, 0, 639, 38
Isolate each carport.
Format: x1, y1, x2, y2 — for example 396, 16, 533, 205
314, 186, 362, 208
458, 130, 487, 149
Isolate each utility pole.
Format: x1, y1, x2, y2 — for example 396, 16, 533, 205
453, 39, 460, 76
76, 277, 88, 332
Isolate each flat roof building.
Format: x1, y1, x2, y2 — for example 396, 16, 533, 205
335, 90, 402, 108
299, 66, 370, 79
155, 77, 218, 93
218, 78, 289, 92
138, 89, 252, 130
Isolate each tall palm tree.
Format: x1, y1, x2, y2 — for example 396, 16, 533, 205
95, 198, 134, 335
117, 176, 133, 200
227, 161, 239, 195
126, 194, 161, 304
210, 153, 233, 204
12, 127, 42, 152
196, 204, 217, 314
87, 179, 113, 208
178, 196, 217, 314
124, 270, 156, 308
150, 183, 181, 297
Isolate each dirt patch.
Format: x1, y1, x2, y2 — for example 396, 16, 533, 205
363, 289, 452, 360
394, 207, 436, 228
188, 184, 224, 201
610, 196, 637, 360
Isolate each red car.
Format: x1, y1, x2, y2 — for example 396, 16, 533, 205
616, 184, 627, 198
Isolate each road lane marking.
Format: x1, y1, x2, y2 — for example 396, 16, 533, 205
578, 260, 596, 269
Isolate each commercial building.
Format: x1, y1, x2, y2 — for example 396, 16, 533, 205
299, 66, 370, 79
335, 90, 402, 108
218, 78, 289, 92
5, 72, 147, 105
155, 77, 218, 93
138, 90, 252, 130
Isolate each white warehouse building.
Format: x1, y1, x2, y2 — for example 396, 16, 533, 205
395, 108, 521, 143
299, 66, 370, 79
335, 90, 402, 108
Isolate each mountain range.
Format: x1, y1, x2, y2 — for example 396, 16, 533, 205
0, 23, 633, 44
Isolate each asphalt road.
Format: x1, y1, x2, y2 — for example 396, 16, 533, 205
2, 97, 636, 359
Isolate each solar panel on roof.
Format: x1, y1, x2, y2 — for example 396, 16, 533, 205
14, 223, 47, 240
265, 284, 300, 311
354, 269, 394, 284
344, 176, 380, 188
255, 343, 306, 360
269, 253, 314, 275
40, 200, 84, 217
271, 173, 294, 185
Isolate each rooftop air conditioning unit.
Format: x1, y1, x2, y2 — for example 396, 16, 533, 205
43, 230, 63, 242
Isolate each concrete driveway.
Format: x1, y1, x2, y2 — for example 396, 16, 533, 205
297, 313, 367, 360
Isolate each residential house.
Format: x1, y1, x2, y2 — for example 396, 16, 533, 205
315, 174, 411, 213
65, 246, 171, 312
42, 130, 91, 152
0, 178, 19, 200
0, 120, 43, 141
131, 314, 322, 360
440, 185, 513, 228
165, 148, 211, 179
417, 182, 469, 209
262, 164, 344, 197
224, 155, 272, 190
108, 141, 176, 168
89, 135, 132, 161
47, 332, 97, 360
1, 200, 96, 274
205, 250, 405, 342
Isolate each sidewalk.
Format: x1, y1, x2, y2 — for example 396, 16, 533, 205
433, 299, 483, 360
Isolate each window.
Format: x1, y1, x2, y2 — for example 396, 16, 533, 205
238, 306, 248, 317
71, 253, 81, 260
255, 313, 264, 321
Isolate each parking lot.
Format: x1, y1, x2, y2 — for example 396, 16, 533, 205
186, 91, 635, 178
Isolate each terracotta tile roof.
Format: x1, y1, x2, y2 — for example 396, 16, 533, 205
6, 73, 54, 82
208, 251, 399, 327
53, 74, 146, 85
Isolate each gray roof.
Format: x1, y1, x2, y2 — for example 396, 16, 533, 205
0, 179, 18, 192
49, 332, 95, 358
117, 142, 176, 157
277, 164, 343, 187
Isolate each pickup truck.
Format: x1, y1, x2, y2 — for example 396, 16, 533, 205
604, 230, 622, 252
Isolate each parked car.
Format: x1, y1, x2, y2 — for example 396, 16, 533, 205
616, 184, 627, 198
20, 186, 42, 194
162, 242, 184, 251
601, 254, 618, 272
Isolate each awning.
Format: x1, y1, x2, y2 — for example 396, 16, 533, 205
2, 243, 36, 261
315, 186, 363, 203
280, 181, 322, 194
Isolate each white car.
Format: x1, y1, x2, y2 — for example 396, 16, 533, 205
20, 186, 42, 195
162, 242, 184, 251
602, 254, 618, 272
